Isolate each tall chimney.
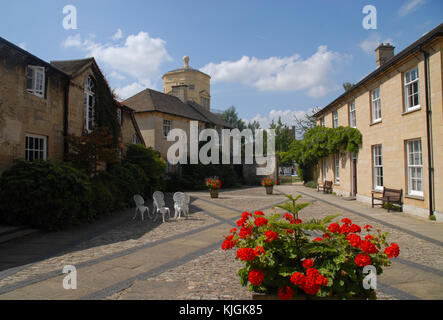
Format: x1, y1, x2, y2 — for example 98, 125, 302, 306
375, 43, 395, 67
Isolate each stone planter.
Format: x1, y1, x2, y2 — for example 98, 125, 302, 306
210, 189, 219, 199
265, 186, 273, 195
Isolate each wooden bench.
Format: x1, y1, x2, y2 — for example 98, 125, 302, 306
317, 180, 333, 194
372, 187, 403, 212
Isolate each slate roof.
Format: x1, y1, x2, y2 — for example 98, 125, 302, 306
50, 58, 95, 77
123, 88, 231, 127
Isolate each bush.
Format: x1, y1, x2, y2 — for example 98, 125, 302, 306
304, 180, 318, 189
125, 144, 166, 191
0, 160, 93, 231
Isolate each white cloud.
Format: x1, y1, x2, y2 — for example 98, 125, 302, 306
245, 109, 309, 129
398, 0, 426, 17
112, 28, 123, 40
201, 46, 346, 98
110, 71, 126, 81
360, 34, 394, 55
114, 82, 147, 101
61, 31, 172, 99
18, 42, 27, 50
62, 34, 83, 48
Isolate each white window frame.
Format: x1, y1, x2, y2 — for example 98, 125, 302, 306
84, 76, 96, 133
404, 67, 420, 112
25, 134, 47, 161
26, 66, 45, 98
371, 87, 382, 123
334, 153, 340, 184
333, 111, 338, 128
406, 139, 423, 197
320, 117, 325, 127
372, 145, 383, 191
163, 119, 171, 138
131, 133, 138, 144
349, 101, 356, 128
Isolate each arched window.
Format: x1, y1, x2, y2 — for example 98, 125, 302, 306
84, 76, 96, 132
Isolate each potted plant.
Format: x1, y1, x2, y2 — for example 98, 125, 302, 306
206, 177, 221, 198
261, 177, 276, 195
221, 194, 400, 300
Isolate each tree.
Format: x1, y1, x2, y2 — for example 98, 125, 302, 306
269, 117, 294, 153
67, 127, 120, 176
293, 107, 321, 139
343, 82, 354, 92
221, 106, 246, 130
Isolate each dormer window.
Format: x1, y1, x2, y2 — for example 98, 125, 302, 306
84, 76, 96, 133
26, 65, 45, 98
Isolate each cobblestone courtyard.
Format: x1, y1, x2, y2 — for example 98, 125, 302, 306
0, 184, 442, 300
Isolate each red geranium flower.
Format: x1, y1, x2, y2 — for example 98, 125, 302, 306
221, 240, 235, 250
278, 286, 294, 300
365, 234, 374, 241
238, 226, 253, 239
254, 246, 265, 256
328, 223, 340, 233
302, 259, 314, 269
264, 230, 278, 242
384, 243, 400, 258
355, 253, 372, 267
290, 272, 305, 286
236, 248, 256, 261
339, 224, 351, 235
248, 270, 264, 286
254, 217, 268, 227
347, 234, 362, 248
314, 237, 323, 242
350, 224, 362, 233
364, 225, 373, 230
341, 218, 352, 225
229, 228, 237, 234
254, 211, 265, 216
360, 240, 378, 254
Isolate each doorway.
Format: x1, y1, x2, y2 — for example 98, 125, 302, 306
351, 153, 358, 197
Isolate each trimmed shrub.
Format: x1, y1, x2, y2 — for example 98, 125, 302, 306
0, 160, 93, 231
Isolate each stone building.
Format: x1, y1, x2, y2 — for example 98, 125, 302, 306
123, 57, 232, 171
0, 37, 143, 174
314, 23, 443, 219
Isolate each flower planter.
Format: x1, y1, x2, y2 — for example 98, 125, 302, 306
265, 186, 273, 195
210, 189, 219, 199
252, 292, 375, 300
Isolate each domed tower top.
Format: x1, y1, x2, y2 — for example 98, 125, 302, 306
162, 56, 211, 110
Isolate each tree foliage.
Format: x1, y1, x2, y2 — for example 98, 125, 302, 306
293, 107, 321, 139
221, 106, 246, 130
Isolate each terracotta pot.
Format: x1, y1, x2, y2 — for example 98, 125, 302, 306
210, 189, 219, 198
265, 186, 273, 195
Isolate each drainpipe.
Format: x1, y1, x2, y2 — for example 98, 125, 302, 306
63, 78, 70, 161
419, 46, 434, 217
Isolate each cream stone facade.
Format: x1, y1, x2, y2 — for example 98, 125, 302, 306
162, 56, 211, 110
0, 37, 143, 174
315, 24, 443, 220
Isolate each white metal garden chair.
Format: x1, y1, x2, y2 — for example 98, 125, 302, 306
133, 195, 151, 221
152, 191, 171, 223
173, 192, 187, 219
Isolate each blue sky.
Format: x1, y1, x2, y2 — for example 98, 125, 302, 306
1, 0, 442, 128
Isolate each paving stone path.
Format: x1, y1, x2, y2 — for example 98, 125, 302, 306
0, 185, 441, 300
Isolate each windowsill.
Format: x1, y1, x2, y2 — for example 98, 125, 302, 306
334, 182, 340, 186
370, 120, 382, 126
402, 106, 421, 116
405, 194, 424, 201
26, 91, 45, 99
371, 189, 383, 194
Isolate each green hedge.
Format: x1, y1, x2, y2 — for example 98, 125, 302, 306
0, 160, 93, 230
0, 144, 166, 231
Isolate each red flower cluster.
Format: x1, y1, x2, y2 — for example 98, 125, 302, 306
384, 243, 400, 258
278, 286, 294, 300
238, 226, 253, 239
248, 269, 265, 286
347, 234, 362, 247
254, 217, 268, 227
264, 230, 278, 242
261, 177, 276, 187
221, 234, 237, 250
236, 248, 257, 261
254, 246, 265, 256
360, 240, 379, 254
206, 177, 221, 190
355, 253, 372, 267
289, 262, 328, 296
283, 213, 302, 225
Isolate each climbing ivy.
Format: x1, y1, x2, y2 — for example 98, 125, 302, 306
280, 126, 362, 181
